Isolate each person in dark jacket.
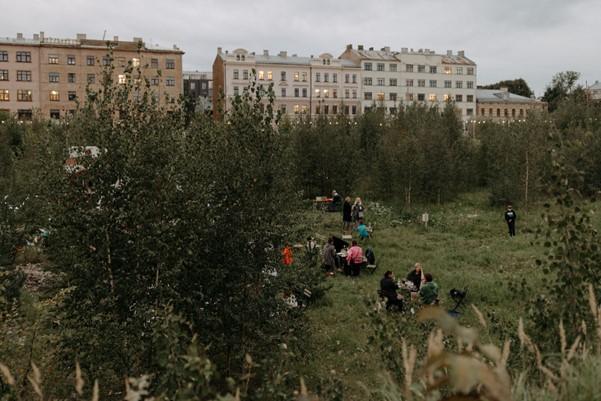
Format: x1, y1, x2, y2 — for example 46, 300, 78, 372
504, 204, 517, 237
380, 271, 403, 310
342, 197, 352, 232
322, 237, 337, 275
406, 262, 425, 292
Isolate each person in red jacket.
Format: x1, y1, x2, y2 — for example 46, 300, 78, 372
346, 240, 364, 276
282, 244, 294, 266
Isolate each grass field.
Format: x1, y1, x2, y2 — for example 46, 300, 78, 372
300, 192, 550, 400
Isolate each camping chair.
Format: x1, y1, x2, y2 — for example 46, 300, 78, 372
364, 247, 377, 274
448, 288, 468, 317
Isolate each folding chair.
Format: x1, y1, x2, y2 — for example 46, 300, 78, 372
448, 288, 468, 317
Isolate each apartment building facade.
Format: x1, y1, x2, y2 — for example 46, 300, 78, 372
339, 45, 477, 118
183, 70, 212, 112
476, 88, 547, 121
212, 48, 361, 118
0, 32, 183, 119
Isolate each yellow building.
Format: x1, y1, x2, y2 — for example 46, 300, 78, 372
0, 32, 184, 120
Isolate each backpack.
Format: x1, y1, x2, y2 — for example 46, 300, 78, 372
365, 247, 376, 264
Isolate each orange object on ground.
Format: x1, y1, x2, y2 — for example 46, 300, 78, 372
282, 246, 294, 266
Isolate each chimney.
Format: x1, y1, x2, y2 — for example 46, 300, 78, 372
217, 46, 222, 55
401, 47, 408, 53
446, 50, 452, 56
279, 50, 287, 57
33, 33, 39, 40
358, 44, 364, 50
76, 33, 86, 40
458, 50, 465, 57
263, 49, 269, 56
369, 47, 374, 51
382, 46, 390, 53
113, 35, 119, 42
16, 33, 23, 40
346, 44, 352, 50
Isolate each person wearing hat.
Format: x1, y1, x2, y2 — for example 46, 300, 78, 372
504, 204, 517, 237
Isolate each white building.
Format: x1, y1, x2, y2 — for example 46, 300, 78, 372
587, 81, 601, 101
339, 45, 477, 119
213, 48, 361, 117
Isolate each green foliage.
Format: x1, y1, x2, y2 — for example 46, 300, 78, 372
479, 78, 534, 98
542, 71, 581, 112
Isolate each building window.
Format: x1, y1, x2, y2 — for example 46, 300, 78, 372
333, 89, 337, 98
444, 80, 452, 88
504, 109, 509, 117
302, 72, 307, 82
430, 66, 437, 74
315, 89, 321, 98
333, 73, 337, 83
87, 74, 95, 84
315, 105, 320, 115
0, 51, 7, 62
324, 73, 329, 82
102, 57, 111, 66
150, 58, 159, 68
68, 91, 77, 101
456, 81, 463, 89
467, 108, 474, 116
389, 78, 397, 86
233, 69, 239, 80
428, 94, 437, 102
377, 63, 385, 71
377, 78, 384, 86
16, 89, 32, 102
302, 88, 307, 97
417, 93, 425, 101
294, 105, 300, 114
16, 51, 31, 63
0, 89, 9, 101
48, 55, 59, 64
293, 72, 299, 81
49, 90, 60, 101
389, 107, 397, 114
344, 105, 350, 115
49, 72, 60, 83
151, 77, 159, 86
444, 94, 451, 102
280, 104, 287, 114
68, 73, 76, 83
456, 67, 463, 75
118, 74, 126, 84
166, 59, 175, 69
466, 94, 474, 102
301, 105, 308, 114
166, 78, 176, 86
332, 105, 338, 114
243, 70, 249, 80
345, 74, 350, 83
519, 109, 524, 117
390, 63, 397, 72
496, 108, 500, 117
315, 72, 320, 82
323, 89, 329, 98
86, 56, 95, 66
406, 79, 414, 87
418, 65, 425, 73
364, 92, 372, 100
132, 58, 140, 67
406, 93, 414, 101
67, 55, 76, 65
267, 71, 273, 80
324, 105, 329, 114
345, 88, 350, 98
281, 88, 286, 97
406, 64, 414, 72
390, 93, 397, 101
281, 71, 286, 81
418, 79, 425, 87
352, 74, 357, 84
351, 105, 357, 115
50, 110, 60, 119
0, 70, 7, 81
512, 108, 516, 117
364, 62, 372, 71
294, 88, 299, 97
258, 71, 265, 80
455, 94, 463, 102
467, 67, 474, 75
352, 89, 357, 99
364, 77, 372, 86
233, 86, 239, 96
429, 80, 437, 88
467, 81, 474, 89
444, 66, 452, 74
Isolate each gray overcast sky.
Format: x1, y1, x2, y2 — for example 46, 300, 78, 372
2, 0, 600, 96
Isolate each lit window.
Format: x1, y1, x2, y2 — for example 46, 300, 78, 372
443, 94, 451, 102
118, 74, 127, 84
267, 71, 273, 80
376, 93, 384, 101
315, 89, 320, 98
48, 55, 59, 64
49, 90, 60, 101
132, 58, 140, 67
294, 72, 299, 81
0, 89, 9, 101
294, 105, 300, 114
428, 94, 437, 102
258, 71, 265, 80
324, 89, 329, 98
444, 66, 452, 74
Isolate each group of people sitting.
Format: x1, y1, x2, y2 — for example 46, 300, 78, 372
379, 263, 439, 311
321, 236, 375, 277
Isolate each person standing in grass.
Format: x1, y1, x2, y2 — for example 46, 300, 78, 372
346, 240, 364, 277
504, 204, 517, 237
351, 197, 365, 226
342, 197, 352, 232
322, 237, 337, 275
419, 273, 439, 305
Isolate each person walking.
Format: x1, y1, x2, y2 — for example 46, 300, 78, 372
504, 204, 517, 237
342, 197, 352, 232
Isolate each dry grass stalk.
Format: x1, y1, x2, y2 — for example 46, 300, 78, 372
92, 379, 99, 401
559, 320, 567, 358
471, 304, 488, 329
401, 338, 417, 401
75, 360, 84, 396
28, 362, 43, 399
0, 362, 15, 386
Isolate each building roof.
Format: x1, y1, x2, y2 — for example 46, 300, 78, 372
254, 55, 359, 68
342, 46, 476, 65
476, 89, 542, 104
588, 81, 601, 90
